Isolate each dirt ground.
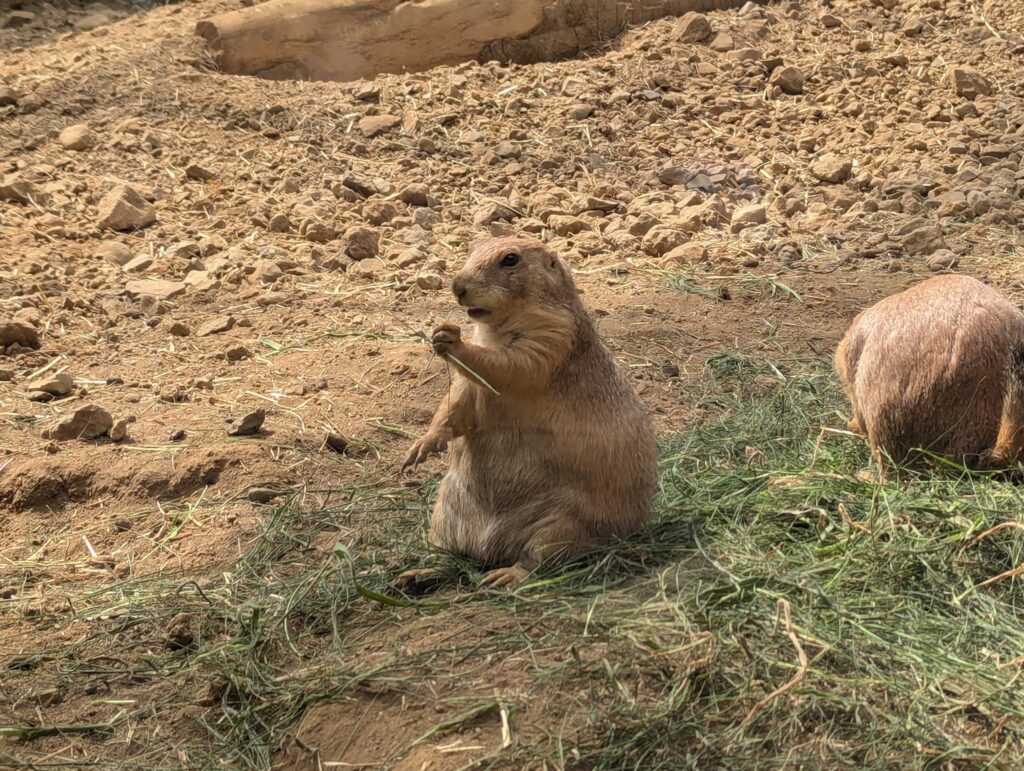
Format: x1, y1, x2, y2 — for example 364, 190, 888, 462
2, 0, 1023, 767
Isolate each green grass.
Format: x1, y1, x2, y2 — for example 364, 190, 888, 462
7, 354, 1024, 769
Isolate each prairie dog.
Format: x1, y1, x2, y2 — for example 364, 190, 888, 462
403, 237, 657, 587
835, 274, 1024, 472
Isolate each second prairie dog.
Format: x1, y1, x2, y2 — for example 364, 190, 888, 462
835, 274, 1024, 472
403, 236, 657, 588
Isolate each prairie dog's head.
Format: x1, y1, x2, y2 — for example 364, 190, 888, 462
450, 237, 577, 326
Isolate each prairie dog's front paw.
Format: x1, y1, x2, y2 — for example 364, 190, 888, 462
401, 429, 450, 470
431, 323, 462, 357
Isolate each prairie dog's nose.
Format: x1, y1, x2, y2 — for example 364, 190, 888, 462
452, 277, 467, 302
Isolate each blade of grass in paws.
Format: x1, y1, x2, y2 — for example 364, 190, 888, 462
444, 352, 500, 396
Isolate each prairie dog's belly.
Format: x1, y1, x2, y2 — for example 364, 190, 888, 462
432, 417, 566, 563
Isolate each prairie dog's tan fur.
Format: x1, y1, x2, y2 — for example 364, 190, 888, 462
403, 237, 657, 587
835, 275, 1024, 473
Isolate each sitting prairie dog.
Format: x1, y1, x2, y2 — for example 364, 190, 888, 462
403, 236, 657, 588
835, 274, 1024, 473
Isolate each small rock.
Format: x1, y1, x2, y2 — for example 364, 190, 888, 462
165, 613, 194, 650
416, 274, 444, 291
35, 688, 63, 708
363, 200, 400, 225
125, 279, 186, 301
967, 190, 991, 216
268, 212, 292, 233
167, 321, 191, 337
395, 248, 426, 268
0, 369, 13, 382
248, 487, 282, 503
140, 297, 168, 317
302, 221, 338, 243
901, 16, 924, 36
770, 66, 804, 95
185, 163, 216, 181
729, 47, 762, 63
195, 679, 228, 707
225, 345, 251, 362
399, 184, 431, 207
926, 249, 959, 271
196, 315, 235, 337
709, 32, 734, 51
342, 226, 380, 260
348, 258, 384, 279
41, 405, 114, 441
59, 123, 93, 151
412, 208, 441, 230
810, 154, 853, 184
0, 86, 19, 106
0, 320, 41, 351
98, 183, 156, 231
256, 292, 289, 307
354, 82, 380, 102
674, 11, 713, 43
3, 11, 36, 28
0, 173, 46, 205
568, 103, 594, 120
323, 432, 349, 453
820, 13, 842, 28
96, 241, 134, 266
548, 215, 590, 236
473, 201, 519, 226
642, 227, 688, 257
109, 416, 135, 442
29, 373, 74, 397
169, 428, 187, 442
944, 66, 993, 100
252, 259, 283, 284
730, 204, 767, 233
122, 255, 154, 273
664, 242, 708, 264
358, 114, 401, 138
227, 408, 265, 437
902, 224, 948, 256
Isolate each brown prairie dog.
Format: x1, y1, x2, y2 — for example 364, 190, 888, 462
403, 237, 657, 588
835, 274, 1024, 474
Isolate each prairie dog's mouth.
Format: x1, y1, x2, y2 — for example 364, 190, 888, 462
467, 307, 490, 320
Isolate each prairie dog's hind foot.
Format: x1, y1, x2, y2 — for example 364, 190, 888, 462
394, 567, 447, 594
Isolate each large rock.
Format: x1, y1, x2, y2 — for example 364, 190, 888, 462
98, 184, 156, 231
196, 0, 749, 82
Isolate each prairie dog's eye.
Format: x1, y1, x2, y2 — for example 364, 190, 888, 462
499, 252, 520, 268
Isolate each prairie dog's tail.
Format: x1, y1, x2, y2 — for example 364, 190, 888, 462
990, 341, 1024, 466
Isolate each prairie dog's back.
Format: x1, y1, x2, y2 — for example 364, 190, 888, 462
836, 275, 1024, 466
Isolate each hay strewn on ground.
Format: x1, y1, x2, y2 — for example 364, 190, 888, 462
8, 355, 1024, 769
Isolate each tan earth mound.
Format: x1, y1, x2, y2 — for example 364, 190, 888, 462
197, 0, 754, 82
